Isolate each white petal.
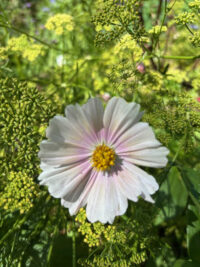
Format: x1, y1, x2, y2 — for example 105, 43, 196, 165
121, 146, 169, 168
65, 98, 104, 144
46, 115, 70, 144
86, 172, 128, 224
114, 122, 169, 168
125, 162, 159, 194
115, 122, 161, 151
61, 169, 98, 214
116, 166, 143, 202
103, 97, 143, 145
39, 140, 91, 167
82, 98, 104, 134
46, 115, 95, 148
38, 160, 92, 201
118, 161, 159, 203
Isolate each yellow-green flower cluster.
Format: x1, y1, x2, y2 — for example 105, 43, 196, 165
130, 251, 147, 265
76, 208, 99, 247
0, 78, 55, 179
175, 12, 195, 25
0, 171, 38, 214
45, 14, 74, 35
191, 72, 200, 90
141, 70, 163, 93
167, 68, 189, 83
92, 0, 145, 45
77, 202, 158, 267
95, 24, 112, 32
0, 47, 8, 60
80, 256, 132, 267
75, 208, 126, 248
190, 32, 200, 46
148, 25, 167, 35
142, 88, 200, 149
7, 35, 45, 61
113, 34, 143, 61
189, 0, 200, 11
103, 225, 126, 243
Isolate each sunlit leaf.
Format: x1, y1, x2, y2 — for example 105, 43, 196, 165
155, 166, 188, 224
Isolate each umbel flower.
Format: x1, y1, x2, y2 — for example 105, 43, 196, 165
38, 97, 169, 224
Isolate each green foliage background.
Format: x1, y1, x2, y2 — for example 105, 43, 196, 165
0, 0, 200, 266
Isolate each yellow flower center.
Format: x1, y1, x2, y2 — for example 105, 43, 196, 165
91, 144, 115, 171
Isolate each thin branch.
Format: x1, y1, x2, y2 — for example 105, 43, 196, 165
156, 0, 163, 24
0, 23, 68, 53
185, 24, 194, 35
161, 55, 200, 60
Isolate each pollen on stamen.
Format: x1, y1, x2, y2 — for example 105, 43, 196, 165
91, 144, 116, 171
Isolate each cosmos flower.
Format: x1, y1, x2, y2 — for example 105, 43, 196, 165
38, 97, 169, 224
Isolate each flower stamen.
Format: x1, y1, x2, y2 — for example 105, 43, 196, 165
91, 144, 115, 171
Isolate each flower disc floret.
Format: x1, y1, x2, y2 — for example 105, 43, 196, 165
91, 144, 115, 171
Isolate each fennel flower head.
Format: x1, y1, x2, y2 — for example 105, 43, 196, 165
38, 97, 169, 224
45, 14, 74, 35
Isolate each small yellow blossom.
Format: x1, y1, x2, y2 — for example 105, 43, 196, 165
0, 47, 8, 60
113, 34, 143, 61
7, 34, 44, 61
189, 0, 200, 10
45, 14, 74, 35
148, 25, 167, 35
0, 171, 39, 214
75, 208, 127, 248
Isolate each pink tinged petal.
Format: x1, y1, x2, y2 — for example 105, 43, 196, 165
82, 98, 104, 133
114, 122, 169, 168
97, 128, 107, 144
86, 172, 128, 224
115, 122, 161, 152
121, 146, 169, 168
38, 160, 92, 200
38, 140, 91, 167
118, 161, 159, 203
61, 168, 98, 214
65, 98, 104, 144
46, 115, 95, 148
103, 97, 143, 145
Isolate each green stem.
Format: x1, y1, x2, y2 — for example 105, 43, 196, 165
185, 24, 194, 35
72, 222, 76, 267
0, 192, 49, 247
121, 215, 129, 221
161, 55, 200, 60
168, 0, 177, 11
67, 83, 90, 91
0, 212, 29, 246
0, 23, 67, 53
47, 224, 58, 266
154, 0, 168, 49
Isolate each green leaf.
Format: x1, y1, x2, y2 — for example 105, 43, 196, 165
155, 166, 188, 224
187, 205, 200, 222
182, 168, 200, 215
174, 259, 200, 267
187, 220, 200, 263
